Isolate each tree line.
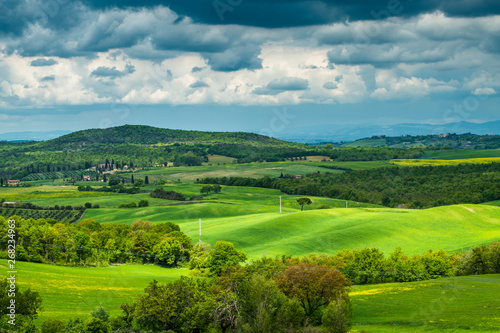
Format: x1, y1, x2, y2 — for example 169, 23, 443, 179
199, 163, 500, 208
0, 217, 191, 266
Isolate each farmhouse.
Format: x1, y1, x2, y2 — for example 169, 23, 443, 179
2, 201, 19, 207
82, 175, 92, 181
295, 175, 302, 179
7, 180, 20, 186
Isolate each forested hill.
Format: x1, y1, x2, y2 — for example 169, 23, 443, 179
38, 125, 291, 148
335, 133, 500, 149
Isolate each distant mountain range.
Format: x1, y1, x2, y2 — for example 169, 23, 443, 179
0, 130, 71, 142
275, 120, 500, 143
1, 120, 499, 143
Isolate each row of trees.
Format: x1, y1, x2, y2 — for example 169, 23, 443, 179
0, 217, 192, 266
199, 163, 500, 208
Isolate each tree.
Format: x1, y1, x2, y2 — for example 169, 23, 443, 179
296, 197, 312, 211
145, 176, 149, 185
103, 174, 107, 183
201, 185, 214, 195
0, 278, 43, 331
131, 174, 135, 184
213, 184, 222, 194
83, 317, 110, 333
134, 179, 144, 187
207, 241, 248, 276
322, 294, 353, 333
276, 264, 352, 322
91, 306, 110, 322
138, 200, 149, 207
129, 278, 214, 332
42, 319, 65, 333
237, 273, 305, 333
108, 176, 120, 186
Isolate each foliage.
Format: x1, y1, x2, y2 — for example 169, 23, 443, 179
297, 197, 312, 211
322, 295, 353, 333
276, 263, 352, 322
200, 163, 500, 208
0, 278, 43, 331
41, 318, 66, 333
131, 278, 215, 332
206, 241, 248, 276
150, 188, 186, 201
0, 216, 190, 267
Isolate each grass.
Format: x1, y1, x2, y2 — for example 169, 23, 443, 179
422, 149, 500, 160
127, 161, 348, 183
81, 185, 380, 224
0, 260, 188, 324
351, 274, 500, 332
0, 186, 117, 202
3, 262, 498, 332
170, 204, 500, 259
391, 158, 500, 166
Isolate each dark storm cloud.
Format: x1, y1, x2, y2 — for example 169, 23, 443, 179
253, 77, 309, 95
189, 81, 209, 88
91, 64, 135, 78
40, 75, 55, 81
81, 0, 500, 27
30, 58, 58, 66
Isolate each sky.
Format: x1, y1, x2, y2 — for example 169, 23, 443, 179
0, 0, 499, 136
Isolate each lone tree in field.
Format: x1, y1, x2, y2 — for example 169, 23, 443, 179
201, 185, 214, 195
297, 197, 312, 211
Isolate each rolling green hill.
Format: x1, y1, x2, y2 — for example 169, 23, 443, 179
81, 201, 500, 259
0, 260, 188, 324
2, 264, 499, 332
38, 124, 290, 147
352, 274, 500, 332
337, 133, 500, 149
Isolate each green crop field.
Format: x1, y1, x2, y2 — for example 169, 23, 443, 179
391, 157, 500, 166
3, 263, 498, 332
351, 274, 500, 332
85, 202, 500, 259
130, 161, 343, 183
166, 204, 500, 259
422, 149, 500, 160
0, 260, 188, 324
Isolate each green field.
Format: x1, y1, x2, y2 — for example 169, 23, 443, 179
351, 274, 500, 332
422, 149, 500, 160
0, 260, 188, 324
130, 161, 344, 183
3, 261, 498, 332
163, 204, 500, 259
392, 157, 500, 166
2, 184, 499, 260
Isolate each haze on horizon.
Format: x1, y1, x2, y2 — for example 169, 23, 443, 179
0, 0, 499, 135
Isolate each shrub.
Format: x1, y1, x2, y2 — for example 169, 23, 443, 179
322, 295, 353, 333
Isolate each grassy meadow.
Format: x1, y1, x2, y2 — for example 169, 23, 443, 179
422, 149, 500, 160
3, 259, 498, 332
351, 274, 500, 332
2, 155, 500, 331
0, 259, 188, 324
391, 157, 500, 166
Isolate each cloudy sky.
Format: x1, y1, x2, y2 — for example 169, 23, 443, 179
0, 0, 499, 135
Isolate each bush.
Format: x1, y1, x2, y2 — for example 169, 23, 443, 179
138, 200, 149, 207
322, 295, 353, 333
150, 188, 186, 201
42, 319, 65, 333
85, 202, 92, 209
119, 202, 137, 208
